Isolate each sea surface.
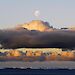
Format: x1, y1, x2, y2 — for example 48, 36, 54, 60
0, 68, 75, 75
0, 61, 75, 75
0, 61, 75, 69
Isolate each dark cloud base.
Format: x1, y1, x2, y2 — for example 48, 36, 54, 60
0, 29, 75, 49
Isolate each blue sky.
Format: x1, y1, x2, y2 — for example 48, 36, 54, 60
0, 0, 75, 29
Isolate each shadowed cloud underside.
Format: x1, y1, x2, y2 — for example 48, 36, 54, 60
0, 20, 75, 49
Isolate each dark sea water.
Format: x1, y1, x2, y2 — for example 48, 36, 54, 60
0, 68, 75, 75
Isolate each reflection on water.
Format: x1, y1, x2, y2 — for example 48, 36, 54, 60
0, 61, 75, 69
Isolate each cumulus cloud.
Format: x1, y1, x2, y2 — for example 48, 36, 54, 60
19, 20, 53, 32
0, 20, 75, 49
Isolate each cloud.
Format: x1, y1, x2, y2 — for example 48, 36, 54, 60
0, 20, 75, 49
0, 28, 75, 49
20, 20, 52, 32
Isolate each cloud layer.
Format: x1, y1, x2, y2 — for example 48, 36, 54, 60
0, 28, 75, 49
0, 20, 75, 49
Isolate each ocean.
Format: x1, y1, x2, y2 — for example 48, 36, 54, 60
0, 61, 75, 75
0, 61, 75, 69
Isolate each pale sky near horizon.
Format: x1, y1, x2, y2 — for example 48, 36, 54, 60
0, 0, 75, 29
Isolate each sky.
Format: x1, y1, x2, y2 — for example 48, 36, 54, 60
0, 0, 75, 29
